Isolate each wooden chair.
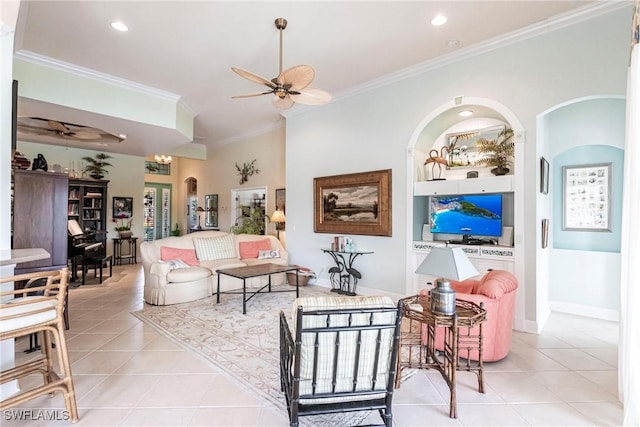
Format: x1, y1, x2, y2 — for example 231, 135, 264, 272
0, 268, 78, 422
279, 296, 403, 427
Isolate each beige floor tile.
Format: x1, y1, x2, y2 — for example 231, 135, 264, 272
111, 350, 189, 374
95, 329, 158, 351
539, 348, 616, 371
70, 350, 136, 374
395, 370, 446, 405
575, 369, 619, 396
66, 333, 120, 352
532, 371, 619, 402
77, 374, 161, 408
569, 401, 624, 426
120, 408, 197, 426
456, 403, 529, 426
483, 372, 561, 403
255, 405, 291, 427
427, 371, 505, 405
135, 374, 218, 407
187, 407, 266, 426
82, 317, 141, 334
512, 330, 573, 349
393, 404, 463, 426
510, 402, 599, 426
580, 346, 618, 367
74, 408, 132, 426
198, 373, 264, 407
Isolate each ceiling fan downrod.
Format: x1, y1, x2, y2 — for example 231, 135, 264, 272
275, 18, 287, 76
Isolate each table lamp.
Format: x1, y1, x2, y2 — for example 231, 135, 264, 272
415, 246, 479, 315
270, 209, 286, 239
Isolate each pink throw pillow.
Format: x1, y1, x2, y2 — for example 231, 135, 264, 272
239, 239, 272, 259
160, 246, 199, 266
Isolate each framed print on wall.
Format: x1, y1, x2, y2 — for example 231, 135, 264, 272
275, 188, 286, 213
314, 169, 392, 236
562, 163, 611, 231
113, 196, 133, 219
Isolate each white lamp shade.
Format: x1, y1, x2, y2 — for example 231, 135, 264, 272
271, 210, 286, 223
415, 247, 479, 281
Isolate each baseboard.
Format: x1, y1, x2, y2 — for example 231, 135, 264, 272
549, 300, 619, 322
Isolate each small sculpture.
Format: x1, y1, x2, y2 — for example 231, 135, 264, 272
425, 148, 448, 181
31, 153, 48, 171
235, 159, 260, 184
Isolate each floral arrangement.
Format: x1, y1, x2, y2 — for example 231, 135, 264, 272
114, 217, 133, 231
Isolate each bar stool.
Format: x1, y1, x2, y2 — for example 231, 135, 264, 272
0, 268, 79, 422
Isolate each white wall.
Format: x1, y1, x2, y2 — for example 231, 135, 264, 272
285, 6, 632, 324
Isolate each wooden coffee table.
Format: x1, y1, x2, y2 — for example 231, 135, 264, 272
216, 263, 300, 314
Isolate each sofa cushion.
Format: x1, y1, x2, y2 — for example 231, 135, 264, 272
167, 266, 212, 283
193, 235, 237, 260
161, 259, 190, 270
239, 239, 272, 259
160, 246, 199, 266
258, 249, 280, 259
199, 259, 248, 271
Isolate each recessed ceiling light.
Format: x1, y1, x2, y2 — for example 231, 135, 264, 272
110, 21, 128, 32
458, 110, 473, 117
447, 39, 461, 49
431, 14, 447, 26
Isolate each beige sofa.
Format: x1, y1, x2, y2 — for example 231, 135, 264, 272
140, 231, 288, 305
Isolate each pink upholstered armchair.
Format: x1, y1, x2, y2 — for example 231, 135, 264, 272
420, 269, 518, 362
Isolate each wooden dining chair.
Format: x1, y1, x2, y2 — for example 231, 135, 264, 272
0, 268, 78, 422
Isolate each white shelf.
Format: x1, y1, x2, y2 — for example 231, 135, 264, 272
414, 175, 513, 196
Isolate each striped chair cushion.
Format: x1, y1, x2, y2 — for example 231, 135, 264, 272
291, 296, 397, 403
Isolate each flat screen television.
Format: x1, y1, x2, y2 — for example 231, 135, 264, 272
430, 194, 502, 238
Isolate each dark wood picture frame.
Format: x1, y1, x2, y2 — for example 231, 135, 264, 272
113, 196, 133, 219
314, 169, 392, 236
540, 157, 549, 194
205, 194, 218, 228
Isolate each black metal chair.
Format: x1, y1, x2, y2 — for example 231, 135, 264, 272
279, 296, 403, 427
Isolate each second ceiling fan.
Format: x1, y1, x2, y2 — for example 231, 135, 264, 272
231, 18, 331, 110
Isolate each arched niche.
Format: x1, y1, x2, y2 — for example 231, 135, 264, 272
405, 96, 527, 331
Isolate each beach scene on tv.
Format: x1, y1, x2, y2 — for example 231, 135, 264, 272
430, 194, 502, 237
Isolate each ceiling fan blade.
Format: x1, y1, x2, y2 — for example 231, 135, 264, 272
290, 87, 332, 105
232, 91, 274, 99
71, 131, 101, 140
272, 95, 295, 110
277, 65, 315, 91
48, 120, 71, 134
231, 67, 277, 89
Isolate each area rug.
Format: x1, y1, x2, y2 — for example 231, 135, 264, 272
132, 285, 390, 427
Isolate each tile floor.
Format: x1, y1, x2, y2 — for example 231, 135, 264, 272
4, 263, 623, 426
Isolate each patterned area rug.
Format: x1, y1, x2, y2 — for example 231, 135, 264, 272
132, 285, 383, 427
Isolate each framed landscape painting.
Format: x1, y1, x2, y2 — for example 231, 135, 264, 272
314, 169, 392, 236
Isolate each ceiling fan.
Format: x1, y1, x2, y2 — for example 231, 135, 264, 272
231, 18, 331, 110
17, 117, 125, 143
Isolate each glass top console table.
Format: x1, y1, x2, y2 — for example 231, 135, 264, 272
321, 248, 373, 296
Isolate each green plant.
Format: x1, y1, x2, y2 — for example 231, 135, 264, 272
230, 209, 265, 235
171, 223, 180, 236
475, 127, 515, 174
83, 153, 113, 179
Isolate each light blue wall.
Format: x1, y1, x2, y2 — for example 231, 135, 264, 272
285, 6, 632, 323
553, 145, 624, 252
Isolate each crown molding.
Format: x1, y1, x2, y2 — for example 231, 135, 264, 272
285, 1, 632, 119
14, 49, 183, 103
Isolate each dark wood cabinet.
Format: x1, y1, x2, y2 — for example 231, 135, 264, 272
12, 170, 69, 274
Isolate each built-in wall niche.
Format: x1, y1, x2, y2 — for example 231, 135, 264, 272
416, 117, 510, 182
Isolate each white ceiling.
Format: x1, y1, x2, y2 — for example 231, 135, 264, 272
13, 0, 601, 157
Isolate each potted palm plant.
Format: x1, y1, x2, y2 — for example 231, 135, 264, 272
82, 153, 113, 179
475, 127, 515, 176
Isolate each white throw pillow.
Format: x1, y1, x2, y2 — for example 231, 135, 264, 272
193, 235, 237, 260
160, 259, 190, 270
258, 249, 280, 260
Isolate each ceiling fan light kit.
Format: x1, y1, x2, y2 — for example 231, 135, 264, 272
231, 18, 331, 110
